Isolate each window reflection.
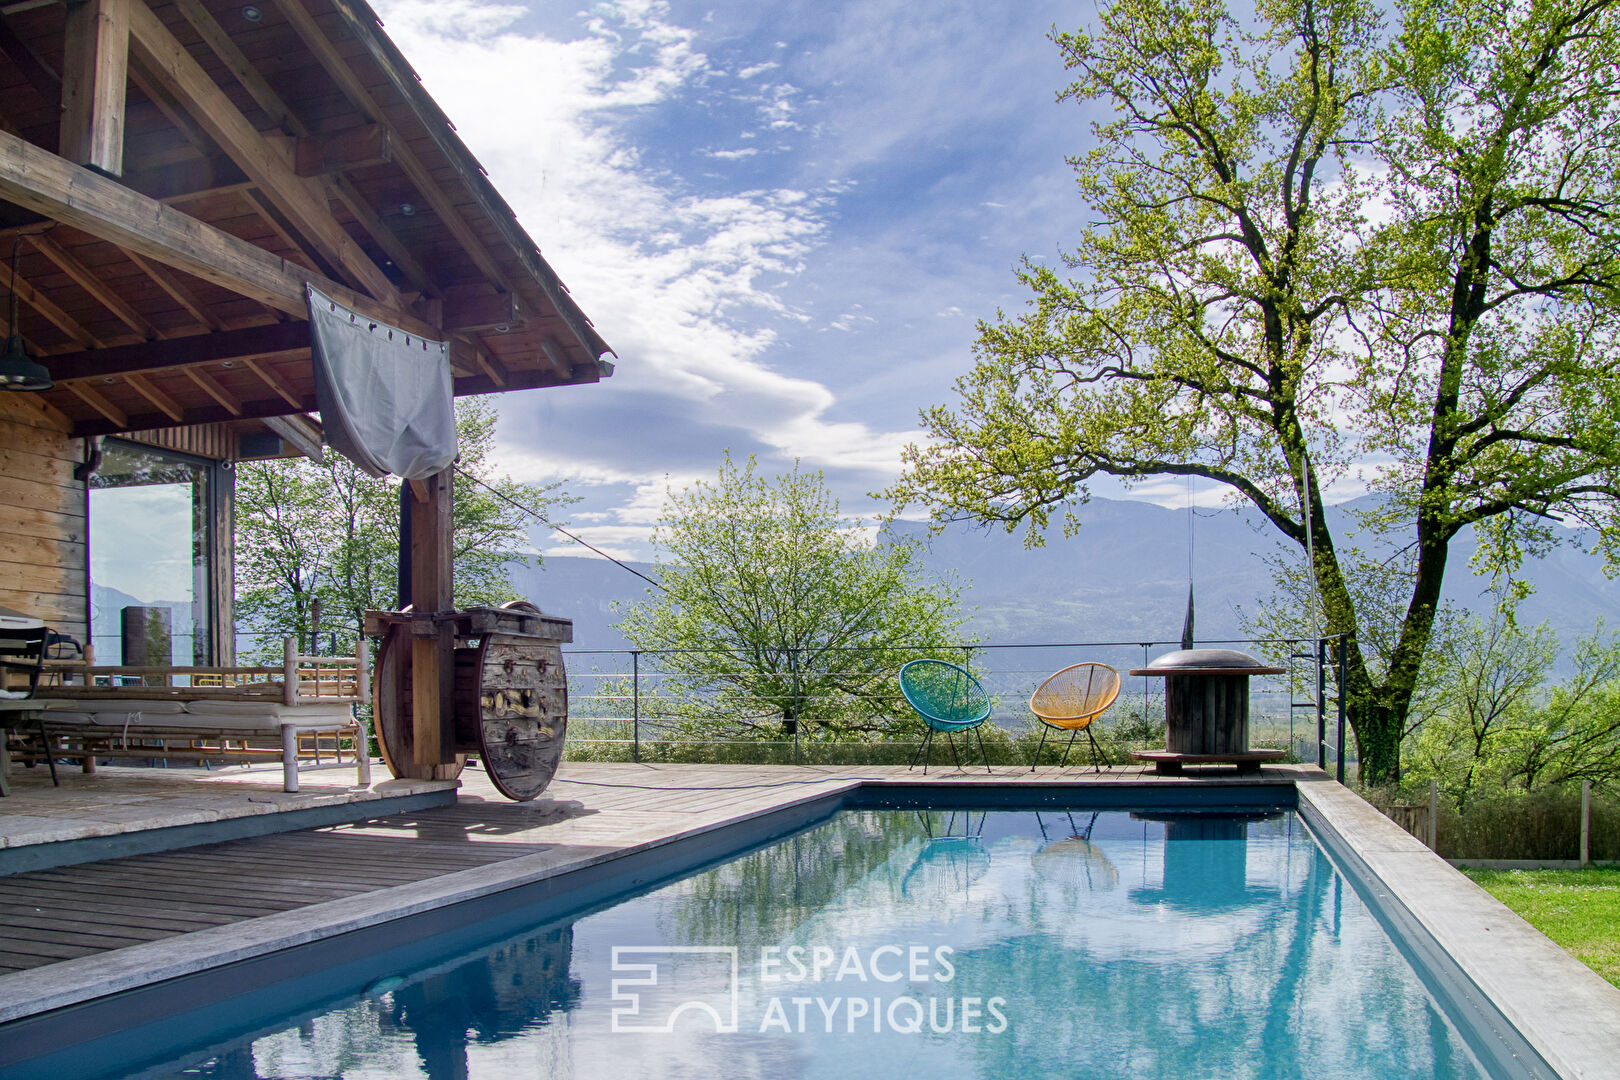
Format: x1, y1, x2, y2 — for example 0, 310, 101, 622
88, 440, 215, 666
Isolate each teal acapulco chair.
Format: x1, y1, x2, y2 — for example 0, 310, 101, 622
899, 659, 993, 774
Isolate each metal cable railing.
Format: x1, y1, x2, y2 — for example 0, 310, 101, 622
560, 637, 1352, 767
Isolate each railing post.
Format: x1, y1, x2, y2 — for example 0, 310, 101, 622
1581, 779, 1591, 868
1311, 639, 1325, 770
790, 647, 801, 765
1316, 636, 1327, 772
1335, 637, 1348, 784
631, 650, 640, 764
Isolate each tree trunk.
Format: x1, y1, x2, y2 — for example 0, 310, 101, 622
1348, 695, 1403, 785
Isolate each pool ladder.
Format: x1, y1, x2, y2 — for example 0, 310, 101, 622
1286, 636, 1349, 783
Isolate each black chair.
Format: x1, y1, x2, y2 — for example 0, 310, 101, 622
0, 624, 59, 790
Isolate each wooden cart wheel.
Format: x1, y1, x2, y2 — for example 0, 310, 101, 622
373, 623, 466, 781
467, 632, 568, 801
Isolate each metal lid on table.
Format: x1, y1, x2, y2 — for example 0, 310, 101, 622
1128, 648, 1285, 676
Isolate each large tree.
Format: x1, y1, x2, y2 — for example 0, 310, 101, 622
235, 397, 570, 657
888, 0, 1620, 781
617, 453, 966, 739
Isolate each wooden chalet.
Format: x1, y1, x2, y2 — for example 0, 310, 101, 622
0, 0, 611, 794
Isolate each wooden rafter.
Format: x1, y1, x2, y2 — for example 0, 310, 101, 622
541, 337, 575, 380
63, 380, 127, 427
272, 0, 512, 295
123, 371, 183, 421
0, 128, 437, 335
121, 246, 223, 331
183, 365, 240, 415
473, 344, 507, 388
125, 0, 401, 307
7, 266, 102, 348
28, 231, 161, 340
241, 357, 301, 409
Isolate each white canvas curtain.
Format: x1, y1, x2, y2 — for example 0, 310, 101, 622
305, 285, 457, 480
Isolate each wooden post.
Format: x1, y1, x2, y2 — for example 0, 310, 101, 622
407, 468, 455, 766
283, 636, 298, 707
1429, 778, 1439, 852
60, 0, 130, 177
1581, 779, 1591, 869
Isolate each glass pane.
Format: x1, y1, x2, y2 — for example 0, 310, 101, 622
88, 441, 212, 667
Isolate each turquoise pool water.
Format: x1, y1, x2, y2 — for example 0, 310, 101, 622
136, 809, 1489, 1079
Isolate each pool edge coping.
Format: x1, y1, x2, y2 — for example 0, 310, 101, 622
1296, 778, 1620, 1080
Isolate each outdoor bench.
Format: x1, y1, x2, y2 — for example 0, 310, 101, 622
17, 640, 372, 793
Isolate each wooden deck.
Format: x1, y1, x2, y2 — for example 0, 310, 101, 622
0, 761, 1302, 1022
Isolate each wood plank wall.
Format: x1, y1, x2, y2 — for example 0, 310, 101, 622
125, 424, 236, 461
0, 394, 87, 642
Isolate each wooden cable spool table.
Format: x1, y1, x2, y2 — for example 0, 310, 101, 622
1128, 648, 1288, 774
367, 602, 571, 800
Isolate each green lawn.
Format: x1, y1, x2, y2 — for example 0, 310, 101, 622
1461, 867, 1620, 989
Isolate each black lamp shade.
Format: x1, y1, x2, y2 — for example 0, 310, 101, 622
0, 331, 52, 392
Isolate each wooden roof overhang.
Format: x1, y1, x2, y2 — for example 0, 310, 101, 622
0, 0, 614, 442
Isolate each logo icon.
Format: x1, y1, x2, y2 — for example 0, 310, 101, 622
610, 946, 740, 1033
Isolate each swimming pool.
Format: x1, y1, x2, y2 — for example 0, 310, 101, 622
58, 800, 1541, 1079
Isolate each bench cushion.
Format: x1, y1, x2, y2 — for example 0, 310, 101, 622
55, 699, 187, 715
181, 700, 354, 723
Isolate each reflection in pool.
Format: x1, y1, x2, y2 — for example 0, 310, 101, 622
139, 810, 1489, 1080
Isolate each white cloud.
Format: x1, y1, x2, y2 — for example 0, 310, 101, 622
373, 0, 919, 483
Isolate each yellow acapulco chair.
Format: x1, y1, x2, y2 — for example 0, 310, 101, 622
1029, 662, 1120, 772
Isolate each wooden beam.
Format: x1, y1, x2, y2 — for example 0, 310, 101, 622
59, 0, 130, 176
121, 246, 223, 330
7, 267, 102, 348
41, 321, 308, 381
28, 231, 161, 339
182, 365, 239, 414
0, 128, 437, 334
443, 288, 520, 333
263, 413, 323, 462
125, 0, 401, 307
63, 380, 126, 426
272, 0, 512, 293
406, 467, 454, 765
122, 371, 183, 421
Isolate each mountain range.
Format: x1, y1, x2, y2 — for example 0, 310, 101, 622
510, 495, 1620, 667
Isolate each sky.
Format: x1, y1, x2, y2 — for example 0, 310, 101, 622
369, 0, 1119, 560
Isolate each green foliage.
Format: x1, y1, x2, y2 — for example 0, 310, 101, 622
1461, 868, 1620, 988
234, 397, 571, 658
615, 453, 968, 739
1401, 619, 1620, 800
888, 0, 1620, 783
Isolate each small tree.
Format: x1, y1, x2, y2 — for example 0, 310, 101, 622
235, 397, 571, 657
616, 453, 967, 739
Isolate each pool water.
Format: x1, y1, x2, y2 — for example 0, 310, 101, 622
140, 809, 1489, 1080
